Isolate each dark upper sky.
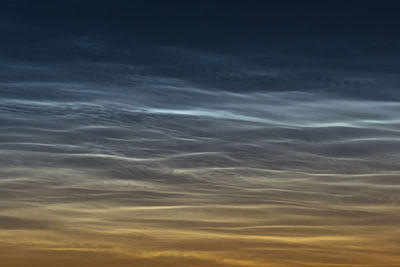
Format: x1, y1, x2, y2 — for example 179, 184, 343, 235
1, 1, 400, 99
2, 0, 400, 51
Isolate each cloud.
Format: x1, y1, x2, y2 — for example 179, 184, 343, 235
0, 216, 54, 230
1, 44, 400, 266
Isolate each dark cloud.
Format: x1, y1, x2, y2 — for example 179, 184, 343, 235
0, 216, 54, 230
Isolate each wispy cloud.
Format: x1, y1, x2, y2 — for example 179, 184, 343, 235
1, 45, 400, 266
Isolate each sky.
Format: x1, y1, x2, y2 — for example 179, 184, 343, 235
1, 1, 400, 267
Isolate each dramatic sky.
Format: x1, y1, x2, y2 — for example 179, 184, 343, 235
1, 1, 400, 266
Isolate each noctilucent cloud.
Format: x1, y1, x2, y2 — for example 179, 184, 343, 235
1, 1, 400, 266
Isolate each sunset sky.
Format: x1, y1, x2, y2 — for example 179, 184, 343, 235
1, 1, 400, 266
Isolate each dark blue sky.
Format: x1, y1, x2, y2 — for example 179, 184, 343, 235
1, 1, 400, 99
2, 0, 400, 52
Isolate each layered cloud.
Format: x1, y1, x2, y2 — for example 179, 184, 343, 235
0, 43, 400, 266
